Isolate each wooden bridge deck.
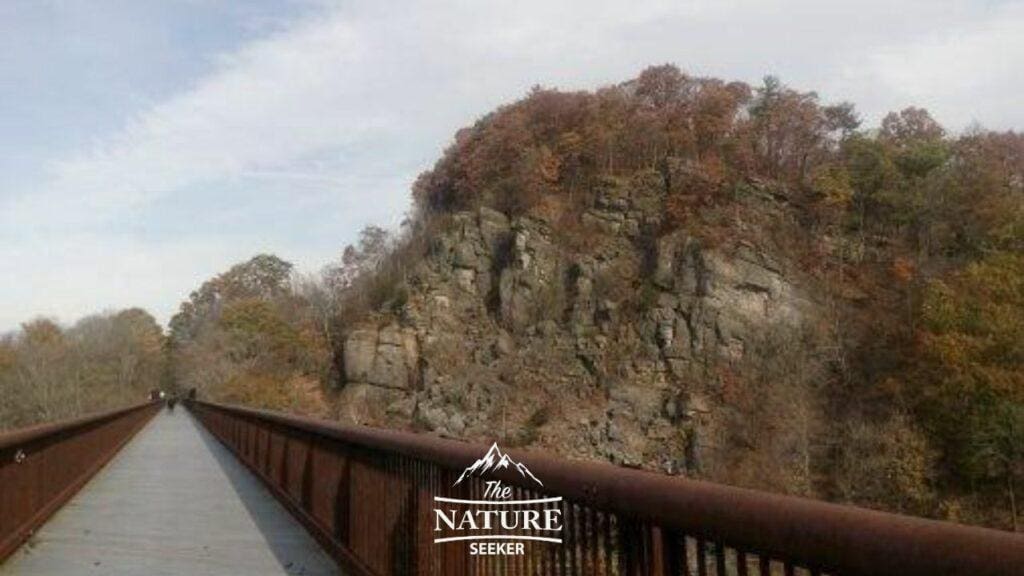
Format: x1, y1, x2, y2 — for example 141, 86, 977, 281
0, 409, 339, 575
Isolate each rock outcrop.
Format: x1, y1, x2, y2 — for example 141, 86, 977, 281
333, 176, 822, 478
647, 233, 804, 372
498, 218, 561, 330
342, 325, 419, 390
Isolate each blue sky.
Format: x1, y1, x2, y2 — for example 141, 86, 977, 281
2, 0, 1023, 331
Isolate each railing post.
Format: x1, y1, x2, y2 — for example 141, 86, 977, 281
652, 526, 683, 576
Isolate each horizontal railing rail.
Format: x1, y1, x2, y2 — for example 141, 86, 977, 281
0, 400, 161, 562
187, 399, 1024, 576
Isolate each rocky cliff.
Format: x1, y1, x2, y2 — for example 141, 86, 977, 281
335, 173, 826, 490
169, 66, 1024, 528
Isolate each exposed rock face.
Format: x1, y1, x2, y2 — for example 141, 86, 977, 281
498, 218, 561, 330
433, 206, 510, 296
343, 325, 418, 390
582, 174, 663, 238
334, 178, 823, 479
342, 330, 378, 383
647, 233, 805, 372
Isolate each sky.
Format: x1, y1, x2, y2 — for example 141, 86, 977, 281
1, 0, 1023, 332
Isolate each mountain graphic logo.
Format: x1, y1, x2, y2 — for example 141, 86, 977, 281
453, 442, 544, 487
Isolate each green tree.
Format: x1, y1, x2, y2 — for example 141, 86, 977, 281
963, 401, 1024, 531
749, 76, 828, 182
840, 134, 898, 240
917, 253, 1024, 530
219, 299, 304, 373
170, 254, 293, 343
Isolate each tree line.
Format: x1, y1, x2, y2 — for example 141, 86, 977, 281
165, 226, 408, 415
0, 309, 165, 429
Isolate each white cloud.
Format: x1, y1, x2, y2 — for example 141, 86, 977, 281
863, 2, 1024, 129
2, 0, 1022, 331
0, 235, 250, 330
6, 12, 372, 225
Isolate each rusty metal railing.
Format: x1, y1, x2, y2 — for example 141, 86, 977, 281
187, 400, 1024, 576
0, 400, 160, 562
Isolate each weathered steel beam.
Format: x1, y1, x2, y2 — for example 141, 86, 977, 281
188, 399, 1024, 576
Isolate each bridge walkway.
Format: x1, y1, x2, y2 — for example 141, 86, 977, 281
0, 409, 338, 576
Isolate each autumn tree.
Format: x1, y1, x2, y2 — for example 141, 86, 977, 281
930, 130, 1024, 255
168, 253, 331, 413
747, 76, 836, 184
823, 102, 861, 140
169, 254, 294, 343
0, 338, 16, 426
13, 318, 74, 422
880, 107, 945, 145
834, 413, 936, 514
0, 310, 166, 430
914, 253, 1024, 530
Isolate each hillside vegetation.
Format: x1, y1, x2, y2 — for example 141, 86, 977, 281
0, 309, 165, 428
159, 65, 1024, 531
